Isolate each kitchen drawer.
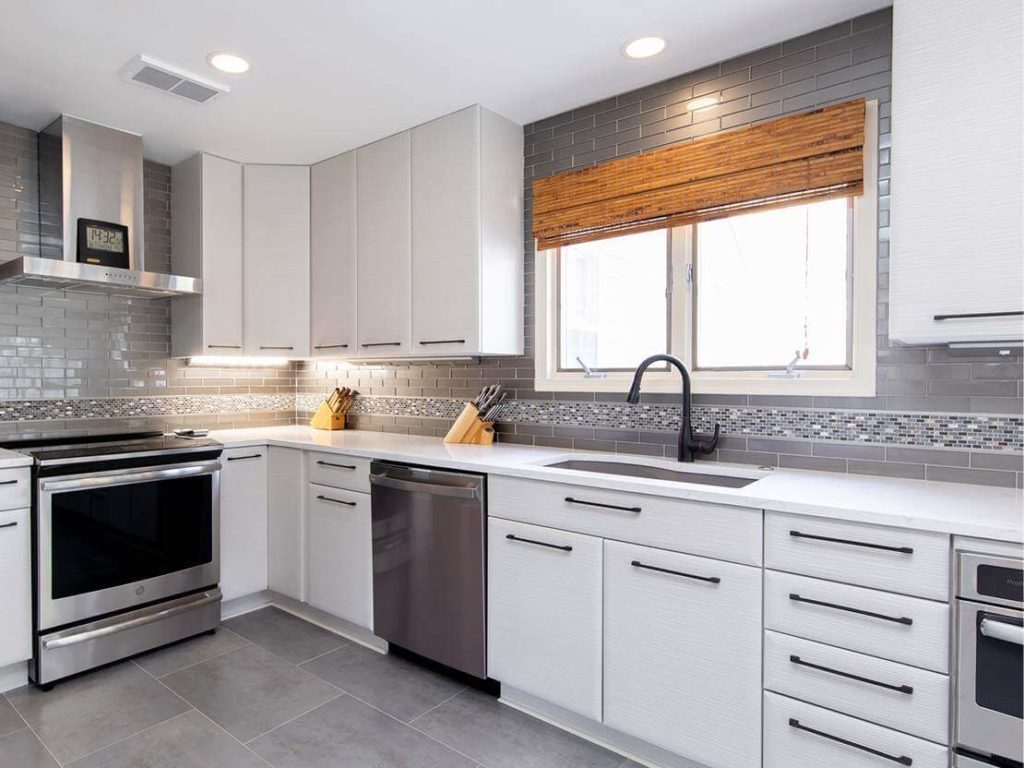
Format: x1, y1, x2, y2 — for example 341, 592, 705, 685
764, 631, 949, 744
0, 468, 30, 512
764, 692, 948, 768
765, 571, 950, 673
307, 483, 372, 629
765, 512, 950, 600
488, 476, 762, 566
306, 451, 370, 493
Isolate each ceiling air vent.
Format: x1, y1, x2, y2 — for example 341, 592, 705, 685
120, 55, 228, 104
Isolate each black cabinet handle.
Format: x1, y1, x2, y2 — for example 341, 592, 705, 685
317, 495, 356, 507
314, 344, 349, 350
316, 461, 357, 470
789, 530, 913, 554
361, 342, 402, 348
564, 497, 641, 513
789, 655, 913, 694
0, 479, 17, 486
0, 521, 17, 530
418, 339, 466, 345
260, 346, 294, 350
789, 593, 913, 625
934, 310, 1022, 321
631, 560, 720, 584
207, 344, 242, 349
506, 533, 572, 552
788, 719, 912, 765
226, 454, 263, 462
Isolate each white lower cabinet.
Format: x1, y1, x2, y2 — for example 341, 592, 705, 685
268, 448, 305, 601
603, 541, 763, 768
306, 483, 372, 629
0, 507, 31, 667
219, 448, 269, 601
487, 518, 603, 721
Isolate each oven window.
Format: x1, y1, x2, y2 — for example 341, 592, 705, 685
976, 612, 1024, 718
51, 475, 213, 599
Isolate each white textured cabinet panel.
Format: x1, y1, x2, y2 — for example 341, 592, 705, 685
764, 692, 948, 768
0, 468, 29, 511
0, 508, 31, 667
219, 448, 269, 602
603, 541, 762, 768
268, 447, 305, 601
306, 452, 371, 493
356, 132, 411, 356
889, 0, 1023, 344
765, 512, 949, 600
306, 483, 372, 629
487, 518, 603, 721
764, 630, 949, 744
765, 571, 950, 673
310, 151, 357, 357
411, 106, 480, 356
488, 476, 762, 565
242, 164, 311, 357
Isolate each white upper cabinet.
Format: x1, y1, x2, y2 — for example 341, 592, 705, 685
243, 164, 311, 357
310, 152, 357, 357
170, 153, 244, 357
356, 132, 412, 356
889, 0, 1023, 344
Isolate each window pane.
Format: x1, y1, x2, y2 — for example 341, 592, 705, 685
559, 230, 668, 370
695, 198, 851, 370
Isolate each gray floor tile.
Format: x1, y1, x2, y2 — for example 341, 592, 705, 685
0, 727, 60, 768
0, 696, 25, 738
301, 643, 465, 723
224, 606, 348, 663
134, 627, 251, 677
67, 710, 266, 768
6, 663, 190, 764
161, 643, 339, 742
250, 693, 475, 768
414, 689, 624, 768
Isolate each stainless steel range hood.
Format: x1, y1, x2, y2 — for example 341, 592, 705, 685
0, 116, 201, 297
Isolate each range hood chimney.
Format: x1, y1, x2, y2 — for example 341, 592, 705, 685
0, 115, 201, 297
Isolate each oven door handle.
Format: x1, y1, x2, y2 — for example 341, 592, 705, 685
980, 617, 1024, 646
39, 460, 222, 492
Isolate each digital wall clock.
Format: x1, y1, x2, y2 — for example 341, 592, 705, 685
77, 218, 130, 268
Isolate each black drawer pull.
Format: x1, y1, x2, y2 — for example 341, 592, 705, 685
0, 521, 17, 530
789, 655, 913, 694
361, 342, 402, 348
632, 560, 720, 584
226, 454, 263, 462
789, 593, 913, 625
788, 718, 912, 765
317, 495, 357, 507
0, 479, 18, 486
418, 339, 466, 345
314, 344, 349, 350
207, 344, 242, 349
789, 530, 913, 554
564, 497, 641, 513
506, 533, 572, 552
316, 461, 357, 470
934, 310, 1022, 321
259, 346, 294, 350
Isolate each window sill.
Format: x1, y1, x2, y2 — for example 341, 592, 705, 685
534, 371, 876, 397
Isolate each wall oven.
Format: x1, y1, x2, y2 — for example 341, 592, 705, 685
955, 550, 1024, 768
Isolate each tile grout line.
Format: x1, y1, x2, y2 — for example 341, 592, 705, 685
294, 642, 351, 666
4, 690, 65, 768
188, 708, 277, 768
406, 685, 469, 725
242, 690, 346, 746
58, 709, 196, 767
133, 635, 253, 679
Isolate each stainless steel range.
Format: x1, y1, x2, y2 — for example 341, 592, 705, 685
3, 431, 224, 687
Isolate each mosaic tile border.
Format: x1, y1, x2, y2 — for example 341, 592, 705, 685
0, 394, 296, 423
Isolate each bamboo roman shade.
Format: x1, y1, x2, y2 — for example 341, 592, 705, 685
532, 98, 866, 249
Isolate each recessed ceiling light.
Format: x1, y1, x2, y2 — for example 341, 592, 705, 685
207, 52, 250, 74
623, 36, 667, 59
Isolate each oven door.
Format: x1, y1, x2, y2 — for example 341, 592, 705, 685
37, 460, 220, 630
956, 598, 1024, 763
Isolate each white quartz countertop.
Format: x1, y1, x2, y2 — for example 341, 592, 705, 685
210, 426, 1024, 542
0, 448, 33, 469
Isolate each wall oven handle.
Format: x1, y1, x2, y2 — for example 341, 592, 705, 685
370, 473, 478, 500
789, 655, 913, 694
788, 719, 913, 765
41, 590, 222, 650
980, 617, 1024, 646
789, 593, 913, 625
631, 559, 720, 584
40, 460, 222, 492
564, 497, 641, 513
789, 530, 913, 554
506, 533, 572, 551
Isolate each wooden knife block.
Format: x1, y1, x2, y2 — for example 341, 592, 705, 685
443, 403, 494, 445
310, 401, 346, 431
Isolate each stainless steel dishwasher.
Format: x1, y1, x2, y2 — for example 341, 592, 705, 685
370, 461, 487, 678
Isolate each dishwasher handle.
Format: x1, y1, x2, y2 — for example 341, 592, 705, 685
370, 472, 479, 500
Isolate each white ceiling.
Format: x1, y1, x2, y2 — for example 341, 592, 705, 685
0, 0, 889, 165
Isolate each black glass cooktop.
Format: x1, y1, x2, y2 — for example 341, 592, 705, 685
0, 431, 222, 463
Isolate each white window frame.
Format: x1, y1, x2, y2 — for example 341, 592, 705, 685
534, 101, 878, 396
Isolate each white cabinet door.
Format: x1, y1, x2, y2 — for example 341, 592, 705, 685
243, 164, 311, 357
411, 107, 480, 356
487, 518, 603, 721
310, 151, 357, 358
0, 508, 31, 667
356, 132, 411, 356
603, 541, 763, 768
306, 484, 372, 628
219, 447, 268, 602
268, 447, 305, 601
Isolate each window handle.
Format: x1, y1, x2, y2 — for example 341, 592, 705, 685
575, 356, 606, 379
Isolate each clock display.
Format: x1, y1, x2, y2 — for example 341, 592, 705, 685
85, 225, 124, 253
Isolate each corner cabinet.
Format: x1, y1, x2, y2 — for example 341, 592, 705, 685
889, 0, 1023, 344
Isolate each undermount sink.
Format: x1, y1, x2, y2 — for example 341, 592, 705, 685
543, 459, 760, 488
